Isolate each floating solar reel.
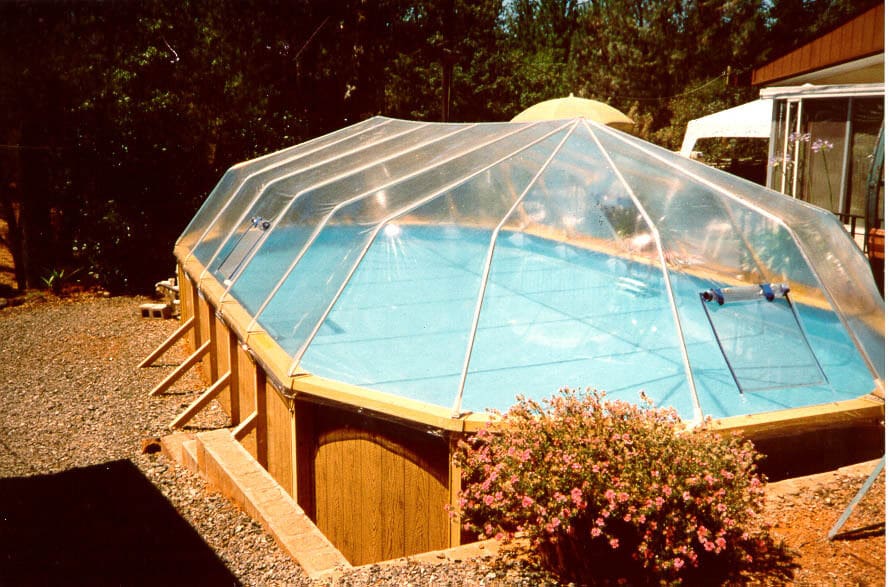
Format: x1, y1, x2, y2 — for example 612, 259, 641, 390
700, 283, 828, 394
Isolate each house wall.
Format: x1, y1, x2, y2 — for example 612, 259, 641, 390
752, 4, 883, 85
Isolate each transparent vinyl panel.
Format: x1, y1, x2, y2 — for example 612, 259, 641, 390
615, 128, 884, 379
190, 118, 427, 269
251, 122, 571, 351
179, 118, 884, 421
178, 117, 392, 256
460, 127, 697, 418
592, 125, 880, 413
297, 131, 570, 407
225, 123, 560, 316
204, 123, 463, 283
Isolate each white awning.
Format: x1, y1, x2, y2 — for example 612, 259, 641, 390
679, 99, 773, 157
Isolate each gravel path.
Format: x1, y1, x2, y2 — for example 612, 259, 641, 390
0, 294, 547, 586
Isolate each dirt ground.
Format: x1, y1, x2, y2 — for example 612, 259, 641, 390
765, 460, 885, 585
0, 223, 884, 584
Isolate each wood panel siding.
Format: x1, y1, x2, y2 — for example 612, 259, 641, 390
293, 399, 317, 519
195, 294, 214, 383
311, 405, 450, 566
255, 369, 268, 469
235, 343, 259, 458
752, 4, 883, 85
265, 380, 294, 496
212, 313, 232, 415
178, 267, 197, 353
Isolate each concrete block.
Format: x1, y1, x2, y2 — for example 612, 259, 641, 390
140, 303, 172, 319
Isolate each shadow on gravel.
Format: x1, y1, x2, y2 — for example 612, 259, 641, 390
0, 459, 240, 586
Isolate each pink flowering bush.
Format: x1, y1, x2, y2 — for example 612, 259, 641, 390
452, 389, 796, 585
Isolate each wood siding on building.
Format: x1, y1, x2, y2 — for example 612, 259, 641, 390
752, 4, 884, 85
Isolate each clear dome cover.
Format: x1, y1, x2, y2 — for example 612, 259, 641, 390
177, 117, 884, 423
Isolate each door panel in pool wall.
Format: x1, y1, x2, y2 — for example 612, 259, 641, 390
312, 405, 449, 565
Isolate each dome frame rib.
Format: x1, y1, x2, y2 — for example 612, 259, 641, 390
285, 121, 577, 378
451, 121, 577, 418
588, 121, 704, 424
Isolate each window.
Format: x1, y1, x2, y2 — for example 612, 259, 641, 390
767, 91, 884, 245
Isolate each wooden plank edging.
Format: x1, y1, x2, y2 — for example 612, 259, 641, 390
192, 429, 351, 578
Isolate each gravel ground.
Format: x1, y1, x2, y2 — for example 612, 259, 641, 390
0, 294, 882, 586
0, 294, 548, 586
0, 295, 310, 586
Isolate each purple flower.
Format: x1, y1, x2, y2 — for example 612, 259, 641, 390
811, 138, 834, 153
769, 153, 792, 168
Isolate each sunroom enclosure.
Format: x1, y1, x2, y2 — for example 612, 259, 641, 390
763, 83, 884, 251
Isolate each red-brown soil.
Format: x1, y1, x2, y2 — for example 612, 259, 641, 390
765, 460, 884, 585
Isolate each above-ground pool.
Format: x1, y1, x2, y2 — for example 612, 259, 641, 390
170, 116, 884, 566
177, 116, 883, 425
